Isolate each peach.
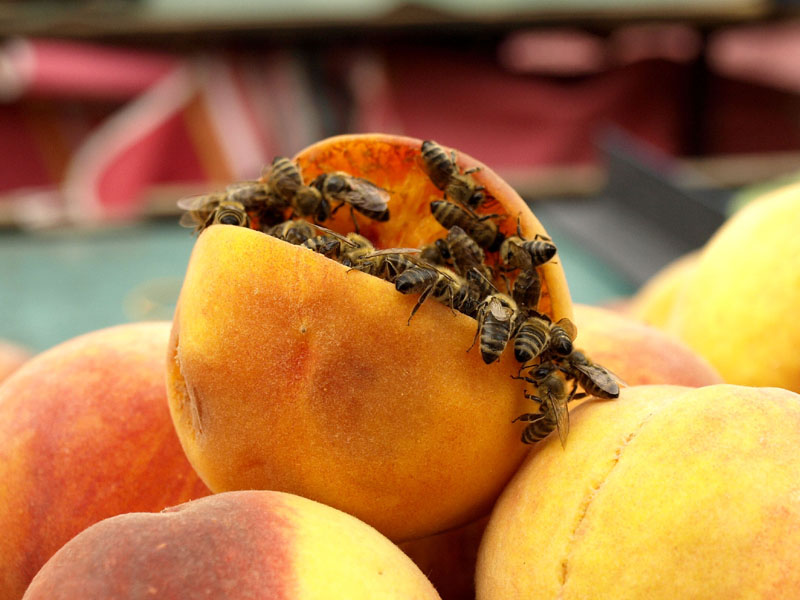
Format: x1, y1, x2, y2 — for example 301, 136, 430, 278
476, 384, 800, 599
0, 339, 32, 383
626, 250, 699, 329
166, 134, 573, 541
0, 322, 209, 600
400, 516, 488, 600
23, 490, 441, 600
665, 183, 800, 392
573, 303, 723, 387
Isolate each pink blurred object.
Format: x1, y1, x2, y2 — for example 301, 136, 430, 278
0, 39, 320, 225
0, 38, 178, 101
708, 21, 800, 93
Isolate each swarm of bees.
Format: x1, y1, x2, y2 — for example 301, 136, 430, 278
178, 140, 622, 448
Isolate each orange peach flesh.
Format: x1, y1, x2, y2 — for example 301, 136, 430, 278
167, 134, 573, 542
292, 133, 572, 323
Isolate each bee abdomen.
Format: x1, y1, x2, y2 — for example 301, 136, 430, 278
549, 326, 573, 357
512, 268, 542, 311
521, 416, 555, 444
514, 322, 549, 363
395, 267, 437, 295
213, 206, 248, 227
421, 140, 455, 189
480, 317, 512, 364
355, 206, 390, 222
523, 240, 558, 266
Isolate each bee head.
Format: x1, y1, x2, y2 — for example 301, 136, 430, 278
530, 362, 556, 382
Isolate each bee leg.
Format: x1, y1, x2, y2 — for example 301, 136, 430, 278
523, 391, 543, 404
510, 375, 536, 386
463, 166, 482, 176
512, 412, 543, 424
499, 272, 512, 295
406, 283, 435, 326
349, 206, 361, 235
467, 306, 485, 353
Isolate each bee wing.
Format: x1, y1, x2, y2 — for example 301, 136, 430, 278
308, 224, 358, 248
338, 177, 391, 211
574, 362, 624, 397
225, 181, 273, 207
551, 394, 570, 448
178, 210, 203, 228
177, 194, 217, 212
361, 248, 422, 258
488, 296, 514, 321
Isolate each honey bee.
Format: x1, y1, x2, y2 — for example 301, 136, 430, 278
419, 237, 452, 267
513, 313, 552, 365
395, 265, 476, 324
430, 200, 504, 251
446, 226, 490, 278
513, 362, 571, 447
511, 266, 542, 313
300, 225, 376, 266
351, 247, 421, 282
265, 219, 316, 245
470, 292, 519, 364
178, 193, 251, 234
499, 219, 557, 270
420, 140, 489, 213
311, 171, 390, 230
560, 349, 623, 400
512, 315, 576, 365
263, 157, 329, 223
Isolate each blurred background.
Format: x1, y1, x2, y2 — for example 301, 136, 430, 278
2, 0, 800, 352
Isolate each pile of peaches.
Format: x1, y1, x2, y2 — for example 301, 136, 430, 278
2, 134, 799, 600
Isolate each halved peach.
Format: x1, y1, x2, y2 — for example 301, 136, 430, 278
166, 134, 573, 542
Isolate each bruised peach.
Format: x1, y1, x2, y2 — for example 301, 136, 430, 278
0, 323, 209, 600
167, 134, 573, 541
23, 490, 441, 600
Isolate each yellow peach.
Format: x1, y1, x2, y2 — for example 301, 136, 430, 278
476, 384, 800, 599
627, 250, 699, 329
666, 183, 800, 391
166, 134, 573, 541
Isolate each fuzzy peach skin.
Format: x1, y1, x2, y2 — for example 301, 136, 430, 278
476, 384, 800, 600
23, 490, 441, 600
167, 134, 573, 542
666, 182, 800, 392
0, 322, 209, 600
0, 340, 32, 383
573, 303, 723, 387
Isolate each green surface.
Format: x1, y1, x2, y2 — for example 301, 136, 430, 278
0, 221, 195, 353
0, 219, 635, 354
